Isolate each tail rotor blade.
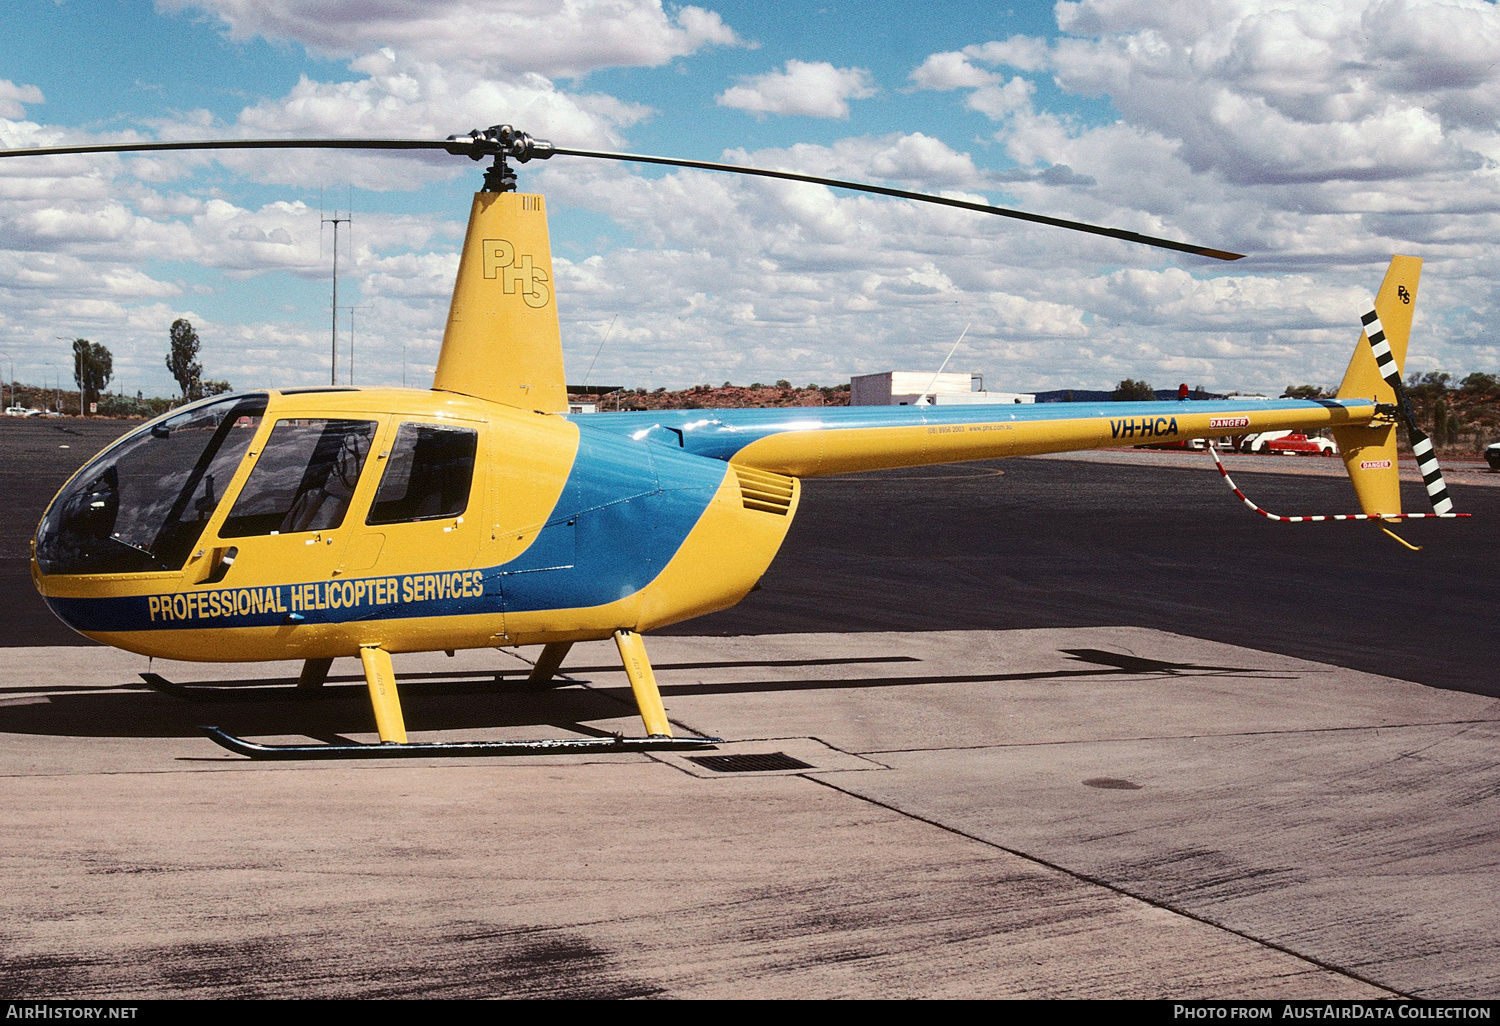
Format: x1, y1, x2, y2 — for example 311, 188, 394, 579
1406, 424, 1455, 516
1360, 307, 1456, 515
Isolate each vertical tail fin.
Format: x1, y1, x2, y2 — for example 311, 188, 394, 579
433, 191, 568, 412
1332, 256, 1421, 516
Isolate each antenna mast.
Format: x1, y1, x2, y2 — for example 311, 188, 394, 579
323, 205, 352, 385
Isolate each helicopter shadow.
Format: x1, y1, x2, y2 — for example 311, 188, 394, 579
100, 653, 925, 697
0, 649, 1296, 743
633, 648, 1296, 699
0, 677, 639, 742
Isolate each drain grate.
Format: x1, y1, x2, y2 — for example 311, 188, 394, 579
687, 752, 814, 773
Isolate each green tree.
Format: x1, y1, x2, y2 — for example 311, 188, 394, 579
1406, 370, 1452, 403
165, 318, 202, 399
1282, 384, 1329, 399
1111, 378, 1155, 401
1458, 372, 1498, 396
201, 379, 233, 396
1433, 399, 1464, 447
70, 338, 112, 413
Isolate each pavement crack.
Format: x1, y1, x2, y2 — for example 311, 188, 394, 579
804, 773, 1412, 1000
1390, 721, 1484, 762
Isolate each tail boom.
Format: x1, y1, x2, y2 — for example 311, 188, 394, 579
583, 397, 1380, 478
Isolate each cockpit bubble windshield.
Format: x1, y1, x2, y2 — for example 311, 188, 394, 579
35, 394, 267, 575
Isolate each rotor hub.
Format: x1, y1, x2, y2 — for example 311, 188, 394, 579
444, 125, 555, 191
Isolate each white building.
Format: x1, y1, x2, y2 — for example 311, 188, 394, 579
850, 371, 1033, 406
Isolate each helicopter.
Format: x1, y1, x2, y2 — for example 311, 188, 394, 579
0, 125, 1466, 759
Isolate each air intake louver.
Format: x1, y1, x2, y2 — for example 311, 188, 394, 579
734, 465, 795, 516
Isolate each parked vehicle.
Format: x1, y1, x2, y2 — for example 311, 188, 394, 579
3, 406, 40, 418
1239, 429, 1292, 453
1263, 431, 1338, 456
1486, 441, 1500, 471
1136, 438, 1207, 451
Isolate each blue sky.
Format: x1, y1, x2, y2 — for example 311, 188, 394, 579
2, 0, 1499, 399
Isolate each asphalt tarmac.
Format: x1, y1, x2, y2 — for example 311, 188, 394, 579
1, 417, 1496, 1000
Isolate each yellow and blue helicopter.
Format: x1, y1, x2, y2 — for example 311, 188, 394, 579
1, 126, 1464, 758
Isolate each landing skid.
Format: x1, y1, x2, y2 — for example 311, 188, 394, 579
141, 672, 242, 701
169, 631, 707, 760
201, 726, 720, 760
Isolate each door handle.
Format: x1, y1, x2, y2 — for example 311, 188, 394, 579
203, 546, 238, 585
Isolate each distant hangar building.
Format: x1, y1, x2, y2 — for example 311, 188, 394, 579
850, 371, 1034, 406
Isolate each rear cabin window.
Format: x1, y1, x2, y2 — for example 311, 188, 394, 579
367, 423, 478, 525
220, 419, 376, 537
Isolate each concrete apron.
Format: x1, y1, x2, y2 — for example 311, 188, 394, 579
0, 628, 1496, 999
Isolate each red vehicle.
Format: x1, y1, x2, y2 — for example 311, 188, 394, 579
1135, 438, 1206, 451
1263, 431, 1338, 456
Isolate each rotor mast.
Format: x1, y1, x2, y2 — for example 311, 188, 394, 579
431, 126, 569, 411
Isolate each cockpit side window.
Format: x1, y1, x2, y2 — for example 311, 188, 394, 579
366, 423, 478, 525
219, 419, 375, 537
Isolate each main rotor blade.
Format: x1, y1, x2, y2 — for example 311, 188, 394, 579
550, 146, 1245, 261
0, 139, 457, 158
0, 131, 1244, 260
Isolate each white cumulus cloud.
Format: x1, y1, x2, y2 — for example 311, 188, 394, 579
909, 51, 1000, 90
1047, 0, 1500, 185
718, 60, 877, 119
0, 81, 44, 119
160, 0, 742, 78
